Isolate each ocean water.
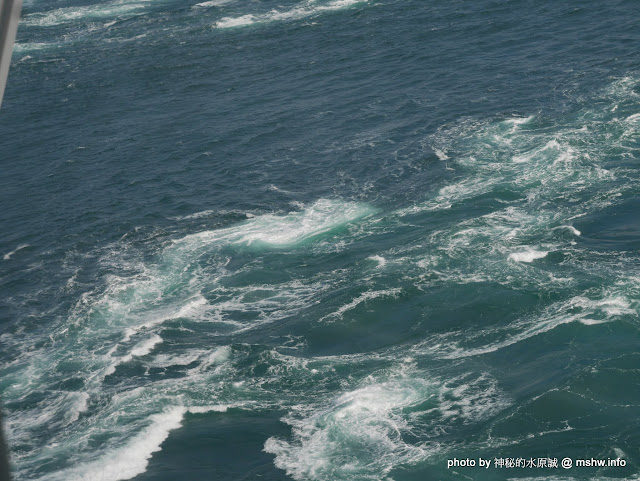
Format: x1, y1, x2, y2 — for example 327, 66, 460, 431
1, 0, 640, 479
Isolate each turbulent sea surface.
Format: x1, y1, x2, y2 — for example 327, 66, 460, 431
2, 0, 640, 479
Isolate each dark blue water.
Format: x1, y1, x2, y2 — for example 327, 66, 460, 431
2, 0, 640, 479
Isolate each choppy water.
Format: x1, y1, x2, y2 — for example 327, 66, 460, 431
2, 0, 640, 479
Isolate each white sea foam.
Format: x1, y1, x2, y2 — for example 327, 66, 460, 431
555, 225, 581, 236
578, 318, 607, 325
39, 403, 236, 481
594, 296, 633, 317
51, 407, 183, 481
265, 369, 509, 480
3, 244, 28, 260
405, 84, 633, 227
63, 392, 90, 425
215, 14, 255, 28
265, 379, 433, 480
191, 345, 231, 373
22, 1, 148, 27
508, 249, 549, 263
367, 255, 386, 267
8, 76, 640, 481
215, 0, 367, 29
322, 288, 401, 321
504, 115, 534, 126
121, 328, 136, 343
103, 333, 163, 377
186, 404, 232, 414
149, 351, 203, 368
130, 334, 163, 357
436, 374, 510, 422
141, 295, 209, 329
193, 0, 231, 7
613, 447, 627, 459
5, 390, 90, 436
626, 113, 640, 123
434, 149, 449, 161
178, 199, 374, 248
170, 209, 215, 220
437, 176, 499, 203
12, 45, 59, 60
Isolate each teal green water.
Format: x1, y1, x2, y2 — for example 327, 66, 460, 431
1, 0, 640, 479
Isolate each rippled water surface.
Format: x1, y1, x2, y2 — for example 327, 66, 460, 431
2, 0, 640, 479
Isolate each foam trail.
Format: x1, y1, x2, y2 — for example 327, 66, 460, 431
47, 405, 231, 481
176, 199, 374, 248
193, 0, 230, 7
22, 0, 148, 27
44, 408, 184, 481
322, 288, 401, 321
434, 293, 636, 359
215, 0, 367, 29
3, 244, 28, 260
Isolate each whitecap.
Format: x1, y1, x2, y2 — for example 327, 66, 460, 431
49, 407, 185, 481
130, 334, 163, 357
367, 255, 386, 267
434, 149, 449, 161
177, 199, 374, 248
554, 225, 581, 236
215, 14, 255, 28
508, 249, 548, 263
